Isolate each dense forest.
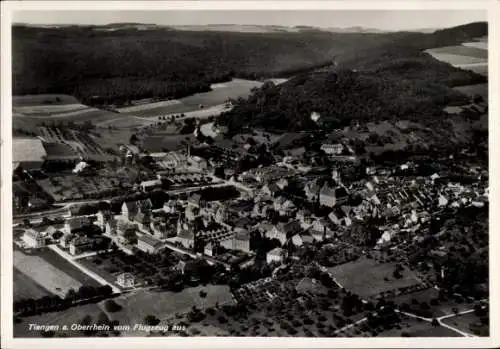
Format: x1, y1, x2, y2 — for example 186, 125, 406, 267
216, 22, 487, 134
13, 26, 395, 106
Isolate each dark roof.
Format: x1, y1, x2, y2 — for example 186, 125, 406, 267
123, 201, 138, 212
335, 187, 348, 198
135, 212, 151, 224
277, 220, 301, 235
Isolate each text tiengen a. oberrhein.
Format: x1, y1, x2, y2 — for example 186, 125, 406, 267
28, 323, 187, 333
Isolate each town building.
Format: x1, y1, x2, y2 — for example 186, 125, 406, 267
204, 242, 214, 257
140, 179, 162, 192
319, 184, 348, 207
69, 236, 93, 255
188, 156, 208, 171
266, 247, 286, 264
121, 199, 153, 221
304, 181, 321, 202
187, 193, 202, 207
177, 230, 195, 249
232, 229, 251, 252
267, 220, 301, 245
22, 228, 46, 248
63, 217, 90, 235
116, 272, 135, 288
320, 143, 344, 155
134, 212, 152, 232
291, 231, 315, 247
137, 234, 163, 254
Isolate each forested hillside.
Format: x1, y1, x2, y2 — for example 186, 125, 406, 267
12, 26, 393, 106
216, 22, 487, 134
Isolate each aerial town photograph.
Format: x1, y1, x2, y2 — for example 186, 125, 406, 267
6, 5, 490, 342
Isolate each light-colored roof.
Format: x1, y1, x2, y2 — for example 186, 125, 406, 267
267, 247, 284, 256
13, 138, 47, 163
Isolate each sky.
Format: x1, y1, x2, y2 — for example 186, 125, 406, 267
13, 9, 486, 31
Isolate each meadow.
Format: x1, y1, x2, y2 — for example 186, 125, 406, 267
327, 257, 423, 300
373, 316, 462, 337
14, 249, 83, 298
14, 268, 52, 301
441, 311, 488, 336
108, 285, 235, 332
425, 41, 488, 77
115, 79, 265, 117
453, 83, 488, 101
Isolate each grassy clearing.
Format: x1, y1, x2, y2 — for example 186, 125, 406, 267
109, 285, 235, 327
453, 84, 488, 100
115, 79, 262, 118
426, 45, 487, 59
34, 248, 101, 288
426, 52, 486, 66
441, 312, 489, 336
13, 94, 79, 106
37, 174, 119, 202
327, 257, 423, 300
14, 268, 53, 301
378, 320, 462, 337
14, 249, 82, 298
14, 303, 109, 338
458, 64, 488, 77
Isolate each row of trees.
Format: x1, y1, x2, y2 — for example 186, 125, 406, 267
14, 285, 114, 316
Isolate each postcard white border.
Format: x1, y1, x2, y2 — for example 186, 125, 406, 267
1, 1, 499, 349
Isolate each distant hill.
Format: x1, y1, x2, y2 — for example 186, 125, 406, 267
215, 21, 487, 147
12, 25, 394, 106
12, 21, 486, 109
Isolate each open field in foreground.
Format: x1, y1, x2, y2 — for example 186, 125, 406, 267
441, 312, 489, 336
109, 285, 234, 330
327, 257, 423, 299
14, 268, 53, 301
34, 248, 101, 287
375, 316, 461, 337
14, 303, 109, 338
14, 249, 83, 298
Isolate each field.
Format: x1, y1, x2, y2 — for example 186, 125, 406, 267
425, 41, 488, 77
115, 79, 264, 117
14, 249, 83, 298
37, 173, 121, 202
37, 127, 116, 162
441, 311, 489, 336
14, 268, 53, 301
327, 257, 423, 300
108, 285, 235, 331
13, 94, 79, 106
425, 45, 487, 59
453, 83, 488, 100
14, 303, 110, 338
374, 316, 462, 337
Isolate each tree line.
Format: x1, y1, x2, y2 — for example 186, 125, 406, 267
14, 285, 114, 316
13, 26, 385, 106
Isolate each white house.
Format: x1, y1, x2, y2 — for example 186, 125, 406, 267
116, 272, 135, 288
266, 247, 286, 264
22, 228, 46, 248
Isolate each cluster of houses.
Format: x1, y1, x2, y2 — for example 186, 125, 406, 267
22, 216, 109, 256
